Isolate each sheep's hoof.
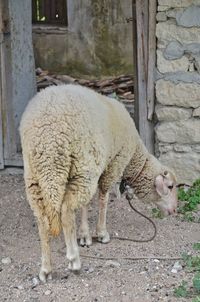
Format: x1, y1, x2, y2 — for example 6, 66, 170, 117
68, 257, 81, 273
39, 270, 52, 283
72, 269, 81, 275
79, 235, 92, 247
97, 231, 110, 244
68, 262, 81, 274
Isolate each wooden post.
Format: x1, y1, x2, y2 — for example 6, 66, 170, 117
147, 0, 157, 121
133, 0, 157, 154
0, 0, 5, 169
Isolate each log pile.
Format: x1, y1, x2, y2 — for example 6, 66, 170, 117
36, 68, 134, 103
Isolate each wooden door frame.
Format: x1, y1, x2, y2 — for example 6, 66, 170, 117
133, 0, 157, 154
0, 0, 4, 169
0, 0, 20, 167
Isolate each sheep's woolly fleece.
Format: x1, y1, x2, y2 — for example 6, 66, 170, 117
20, 84, 165, 236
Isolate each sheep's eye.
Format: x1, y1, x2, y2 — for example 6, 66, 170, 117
168, 185, 173, 190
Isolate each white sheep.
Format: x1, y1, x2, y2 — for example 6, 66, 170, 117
19, 84, 177, 282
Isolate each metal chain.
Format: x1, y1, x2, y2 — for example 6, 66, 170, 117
111, 194, 157, 243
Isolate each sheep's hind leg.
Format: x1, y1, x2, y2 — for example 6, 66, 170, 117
79, 206, 92, 247
61, 178, 98, 272
61, 201, 81, 273
38, 218, 52, 282
96, 191, 110, 243
25, 182, 52, 282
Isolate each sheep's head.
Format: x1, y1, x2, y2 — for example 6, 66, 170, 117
122, 169, 178, 216
122, 154, 178, 215
154, 170, 177, 216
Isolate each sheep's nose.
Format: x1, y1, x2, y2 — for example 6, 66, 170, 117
168, 208, 176, 215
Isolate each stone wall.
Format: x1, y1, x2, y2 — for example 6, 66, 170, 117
32, 0, 133, 77
155, 0, 200, 184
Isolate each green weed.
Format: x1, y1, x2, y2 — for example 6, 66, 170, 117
178, 179, 200, 221
193, 273, 200, 293
193, 243, 200, 251
174, 281, 189, 298
182, 253, 200, 272
151, 208, 164, 219
174, 243, 200, 299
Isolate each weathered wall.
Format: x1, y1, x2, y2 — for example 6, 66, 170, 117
155, 0, 200, 184
32, 0, 133, 77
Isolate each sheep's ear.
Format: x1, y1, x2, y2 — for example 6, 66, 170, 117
155, 175, 168, 196
162, 170, 169, 178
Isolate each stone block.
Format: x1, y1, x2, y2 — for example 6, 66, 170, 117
166, 8, 183, 18
164, 41, 184, 59
158, 0, 200, 8
193, 106, 200, 117
157, 50, 189, 73
164, 41, 200, 60
157, 143, 174, 153
159, 151, 200, 184
156, 12, 167, 22
163, 71, 200, 84
185, 43, 200, 55
155, 119, 200, 143
158, 5, 170, 11
155, 105, 191, 121
156, 21, 200, 44
156, 79, 200, 108
192, 145, 200, 152
173, 144, 192, 152
176, 5, 200, 27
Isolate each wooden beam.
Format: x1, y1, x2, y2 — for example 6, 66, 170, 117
1, 0, 17, 162
147, 0, 157, 121
133, 0, 155, 154
0, 1, 4, 169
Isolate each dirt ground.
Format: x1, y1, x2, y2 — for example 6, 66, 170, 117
0, 173, 199, 302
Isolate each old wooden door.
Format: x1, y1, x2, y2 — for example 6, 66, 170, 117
0, 0, 36, 169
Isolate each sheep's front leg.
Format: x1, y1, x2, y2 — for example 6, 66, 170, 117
61, 202, 81, 272
96, 191, 110, 243
79, 206, 92, 247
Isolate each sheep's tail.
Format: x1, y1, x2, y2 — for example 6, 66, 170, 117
38, 179, 67, 237
45, 201, 62, 237
25, 175, 64, 237
42, 183, 66, 237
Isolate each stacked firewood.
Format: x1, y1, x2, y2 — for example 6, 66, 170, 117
36, 68, 134, 103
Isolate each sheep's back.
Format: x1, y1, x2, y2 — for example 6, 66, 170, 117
20, 84, 137, 171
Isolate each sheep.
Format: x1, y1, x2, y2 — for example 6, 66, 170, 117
19, 84, 177, 282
